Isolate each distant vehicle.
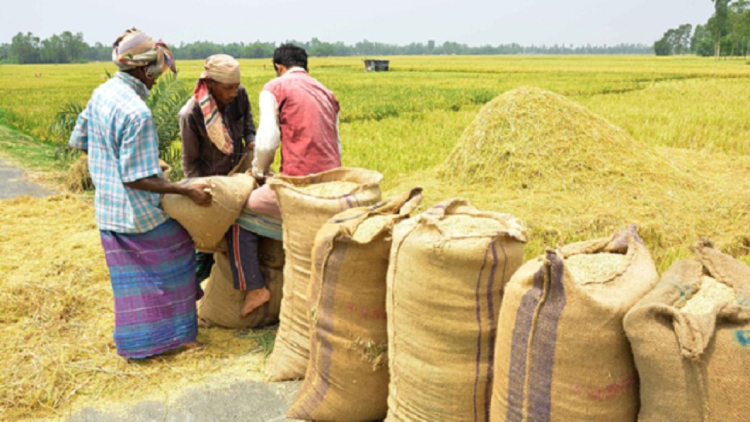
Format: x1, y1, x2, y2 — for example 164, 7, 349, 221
364, 59, 390, 72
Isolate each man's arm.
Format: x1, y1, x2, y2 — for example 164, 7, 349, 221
121, 111, 211, 206
251, 90, 281, 179
69, 103, 90, 153
179, 104, 202, 178
125, 176, 212, 206
241, 87, 256, 152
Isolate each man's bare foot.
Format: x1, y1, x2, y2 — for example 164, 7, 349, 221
181, 341, 206, 352
240, 287, 271, 317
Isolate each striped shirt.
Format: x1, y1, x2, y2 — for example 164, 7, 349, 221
69, 71, 167, 234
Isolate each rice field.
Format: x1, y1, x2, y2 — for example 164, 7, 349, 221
3, 55, 750, 419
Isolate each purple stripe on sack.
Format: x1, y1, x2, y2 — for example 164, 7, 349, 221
344, 195, 353, 209
506, 264, 546, 422
483, 242, 502, 420
473, 245, 492, 421
297, 240, 349, 415
526, 253, 566, 422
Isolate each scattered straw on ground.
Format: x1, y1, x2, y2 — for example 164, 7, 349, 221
0, 194, 276, 421
565, 253, 624, 283
387, 87, 750, 271
300, 181, 358, 197
682, 276, 736, 315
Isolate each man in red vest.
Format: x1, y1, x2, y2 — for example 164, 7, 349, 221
230, 44, 342, 317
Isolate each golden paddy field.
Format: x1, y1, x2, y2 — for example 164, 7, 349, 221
2, 55, 750, 419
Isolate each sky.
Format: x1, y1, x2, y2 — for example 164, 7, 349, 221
2, 0, 715, 47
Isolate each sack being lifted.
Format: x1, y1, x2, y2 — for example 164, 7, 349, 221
288, 188, 423, 422
386, 199, 527, 422
624, 240, 750, 422
491, 225, 659, 422
197, 237, 285, 329
266, 167, 383, 382
161, 173, 256, 252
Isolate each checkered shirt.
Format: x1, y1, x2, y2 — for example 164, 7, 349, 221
69, 72, 167, 233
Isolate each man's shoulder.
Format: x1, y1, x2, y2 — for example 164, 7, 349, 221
179, 97, 198, 122
92, 81, 152, 122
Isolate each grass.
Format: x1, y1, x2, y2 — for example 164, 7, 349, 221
3, 55, 750, 419
0, 122, 77, 189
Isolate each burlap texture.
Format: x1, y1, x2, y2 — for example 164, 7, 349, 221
266, 167, 383, 381
490, 225, 658, 422
288, 188, 423, 421
161, 173, 256, 252
386, 199, 528, 422
623, 240, 750, 422
197, 241, 285, 329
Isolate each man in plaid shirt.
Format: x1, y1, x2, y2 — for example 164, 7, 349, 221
69, 28, 212, 359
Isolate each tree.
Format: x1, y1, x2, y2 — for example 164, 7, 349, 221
711, 0, 731, 59
654, 38, 672, 56
691, 24, 715, 56
10, 32, 41, 64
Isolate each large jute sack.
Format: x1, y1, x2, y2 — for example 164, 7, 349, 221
197, 239, 285, 329
288, 188, 423, 422
266, 167, 383, 381
624, 240, 750, 422
386, 199, 528, 422
161, 173, 256, 252
490, 225, 659, 422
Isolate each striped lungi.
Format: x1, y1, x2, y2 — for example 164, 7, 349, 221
100, 219, 199, 359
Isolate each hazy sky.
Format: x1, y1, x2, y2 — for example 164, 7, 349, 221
2, 0, 715, 47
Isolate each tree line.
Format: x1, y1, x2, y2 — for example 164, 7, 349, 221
655, 0, 750, 57
0, 31, 653, 64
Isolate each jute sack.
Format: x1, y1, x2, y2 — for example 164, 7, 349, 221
288, 188, 423, 422
197, 240, 285, 329
490, 225, 658, 422
386, 199, 527, 422
266, 167, 383, 381
623, 240, 750, 422
161, 173, 256, 253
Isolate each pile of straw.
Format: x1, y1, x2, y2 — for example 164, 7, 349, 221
386, 87, 750, 271
0, 195, 274, 420
65, 155, 93, 192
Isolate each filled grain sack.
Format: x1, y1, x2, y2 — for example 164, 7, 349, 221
623, 240, 750, 422
266, 167, 383, 381
161, 173, 256, 252
490, 225, 658, 422
197, 238, 285, 329
386, 199, 527, 422
288, 188, 423, 422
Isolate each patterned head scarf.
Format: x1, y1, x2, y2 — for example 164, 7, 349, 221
193, 54, 241, 155
112, 28, 176, 78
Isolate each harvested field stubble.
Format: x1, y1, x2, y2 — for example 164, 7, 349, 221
0, 195, 273, 420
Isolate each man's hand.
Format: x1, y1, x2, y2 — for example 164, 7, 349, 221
185, 182, 213, 206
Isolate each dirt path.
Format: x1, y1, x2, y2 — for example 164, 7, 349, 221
0, 157, 55, 199
69, 380, 302, 422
